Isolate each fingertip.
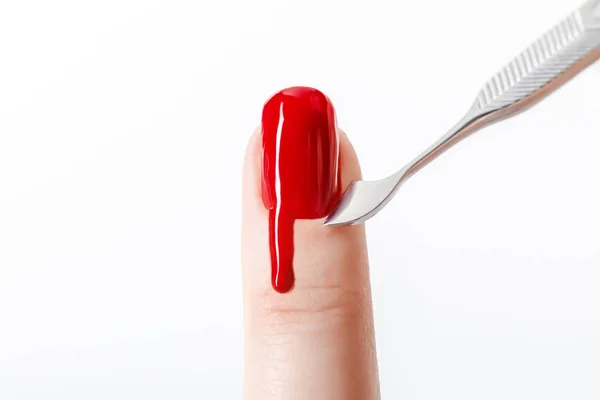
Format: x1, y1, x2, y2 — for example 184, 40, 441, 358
242, 126, 265, 217
242, 89, 378, 398
338, 128, 363, 185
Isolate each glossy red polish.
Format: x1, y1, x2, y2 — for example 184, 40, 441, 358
261, 87, 341, 293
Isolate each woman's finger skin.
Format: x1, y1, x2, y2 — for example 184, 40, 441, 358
242, 87, 380, 400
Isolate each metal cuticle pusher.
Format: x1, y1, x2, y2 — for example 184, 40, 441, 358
325, 0, 600, 226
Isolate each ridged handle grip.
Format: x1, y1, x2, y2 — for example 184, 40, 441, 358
474, 0, 600, 114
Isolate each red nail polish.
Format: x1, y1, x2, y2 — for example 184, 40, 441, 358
261, 87, 341, 293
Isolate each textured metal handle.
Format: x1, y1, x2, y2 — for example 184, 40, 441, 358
475, 0, 600, 114
402, 0, 600, 185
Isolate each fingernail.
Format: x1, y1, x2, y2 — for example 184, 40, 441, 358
261, 87, 341, 293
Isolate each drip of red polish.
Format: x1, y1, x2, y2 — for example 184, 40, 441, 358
261, 87, 341, 293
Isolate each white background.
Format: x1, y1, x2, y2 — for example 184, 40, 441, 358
1, 0, 599, 398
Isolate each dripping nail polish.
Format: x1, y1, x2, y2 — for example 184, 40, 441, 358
261, 87, 341, 293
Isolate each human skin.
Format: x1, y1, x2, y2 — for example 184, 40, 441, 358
242, 115, 380, 399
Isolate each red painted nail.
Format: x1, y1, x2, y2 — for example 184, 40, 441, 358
261, 87, 341, 293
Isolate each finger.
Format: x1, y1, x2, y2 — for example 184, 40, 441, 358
242, 87, 380, 400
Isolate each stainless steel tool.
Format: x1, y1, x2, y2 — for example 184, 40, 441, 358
325, 0, 600, 226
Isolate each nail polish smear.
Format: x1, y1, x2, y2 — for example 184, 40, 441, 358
261, 87, 341, 293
